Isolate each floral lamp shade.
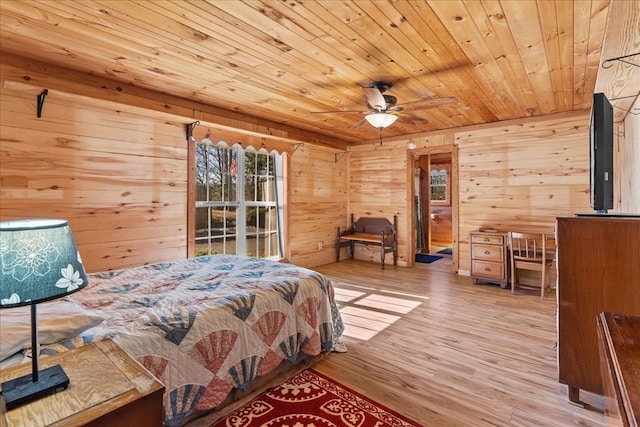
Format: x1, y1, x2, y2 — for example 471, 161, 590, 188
0, 218, 89, 410
0, 219, 88, 308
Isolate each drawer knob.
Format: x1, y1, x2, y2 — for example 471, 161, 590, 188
484, 267, 491, 272
484, 250, 491, 255
483, 238, 490, 242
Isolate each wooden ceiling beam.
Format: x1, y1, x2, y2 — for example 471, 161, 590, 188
0, 53, 350, 151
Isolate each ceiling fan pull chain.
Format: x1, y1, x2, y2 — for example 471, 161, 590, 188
379, 127, 383, 145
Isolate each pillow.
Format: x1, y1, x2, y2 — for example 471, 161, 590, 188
0, 299, 104, 362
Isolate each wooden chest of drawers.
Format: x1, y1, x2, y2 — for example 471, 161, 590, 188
470, 231, 508, 288
557, 216, 640, 404
597, 312, 640, 426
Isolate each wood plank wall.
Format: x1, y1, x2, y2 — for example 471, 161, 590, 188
618, 97, 640, 213
348, 112, 594, 273
347, 140, 418, 267
454, 112, 593, 273
288, 144, 348, 267
0, 63, 348, 272
2, 56, 636, 274
0, 84, 189, 273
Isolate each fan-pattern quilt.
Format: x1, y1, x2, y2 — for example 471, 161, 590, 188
39, 255, 344, 427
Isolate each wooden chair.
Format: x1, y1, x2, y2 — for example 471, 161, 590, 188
508, 232, 554, 299
544, 233, 557, 289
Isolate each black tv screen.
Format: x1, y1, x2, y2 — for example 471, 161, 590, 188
590, 93, 614, 213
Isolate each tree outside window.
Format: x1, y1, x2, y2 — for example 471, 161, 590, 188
194, 141, 281, 259
430, 168, 448, 204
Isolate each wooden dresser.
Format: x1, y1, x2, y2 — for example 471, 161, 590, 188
597, 312, 640, 427
470, 230, 508, 288
556, 216, 640, 404
0, 339, 165, 427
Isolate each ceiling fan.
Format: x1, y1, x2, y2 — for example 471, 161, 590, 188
312, 81, 457, 130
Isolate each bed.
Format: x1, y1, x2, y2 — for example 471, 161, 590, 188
1, 255, 344, 426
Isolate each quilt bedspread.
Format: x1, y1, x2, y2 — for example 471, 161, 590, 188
42, 255, 344, 426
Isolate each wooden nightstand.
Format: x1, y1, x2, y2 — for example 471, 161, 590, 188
470, 230, 509, 288
0, 339, 164, 427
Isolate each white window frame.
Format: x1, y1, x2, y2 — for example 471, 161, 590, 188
193, 140, 282, 260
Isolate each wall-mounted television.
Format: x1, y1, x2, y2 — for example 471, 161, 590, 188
590, 92, 614, 213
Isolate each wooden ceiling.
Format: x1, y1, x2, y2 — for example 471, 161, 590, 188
1, 0, 638, 145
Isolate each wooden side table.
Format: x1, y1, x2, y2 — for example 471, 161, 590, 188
0, 339, 164, 427
470, 230, 508, 288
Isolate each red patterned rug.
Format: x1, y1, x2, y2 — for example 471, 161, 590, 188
211, 369, 423, 427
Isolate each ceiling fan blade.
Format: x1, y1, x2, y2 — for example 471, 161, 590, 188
311, 109, 368, 114
350, 118, 368, 129
399, 96, 458, 111
402, 114, 430, 125
362, 87, 386, 110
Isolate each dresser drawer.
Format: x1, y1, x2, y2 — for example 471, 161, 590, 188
471, 233, 504, 245
471, 260, 504, 279
471, 243, 504, 262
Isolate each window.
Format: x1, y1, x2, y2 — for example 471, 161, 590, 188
430, 169, 448, 203
194, 140, 283, 259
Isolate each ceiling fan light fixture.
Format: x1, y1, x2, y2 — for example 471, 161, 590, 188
364, 112, 397, 129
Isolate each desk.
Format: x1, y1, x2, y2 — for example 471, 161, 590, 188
470, 230, 556, 290
0, 339, 164, 427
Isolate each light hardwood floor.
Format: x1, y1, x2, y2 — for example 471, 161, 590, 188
312, 257, 604, 427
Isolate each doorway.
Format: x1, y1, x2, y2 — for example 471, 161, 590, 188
409, 146, 458, 272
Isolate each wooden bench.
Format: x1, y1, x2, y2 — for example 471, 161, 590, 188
336, 214, 398, 269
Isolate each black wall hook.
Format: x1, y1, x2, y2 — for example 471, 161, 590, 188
602, 52, 640, 69
37, 89, 48, 118
185, 121, 200, 141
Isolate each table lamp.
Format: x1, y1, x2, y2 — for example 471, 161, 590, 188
0, 219, 88, 409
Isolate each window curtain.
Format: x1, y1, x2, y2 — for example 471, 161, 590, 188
274, 153, 285, 258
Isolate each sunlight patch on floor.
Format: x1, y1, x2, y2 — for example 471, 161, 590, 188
335, 285, 423, 341
333, 288, 366, 303
380, 289, 430, 300
355, 294, 421, 314
339, 306, 401, 340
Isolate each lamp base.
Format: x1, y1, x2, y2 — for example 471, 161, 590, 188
2, 364, 69, 410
